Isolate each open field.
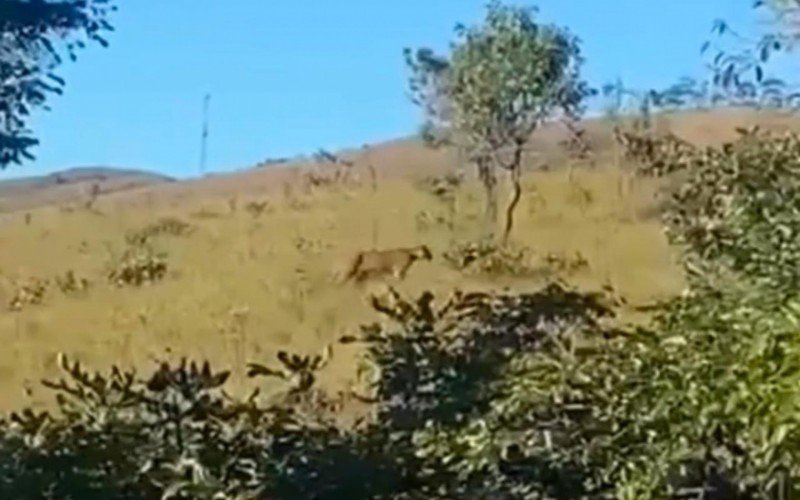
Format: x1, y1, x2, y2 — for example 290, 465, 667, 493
0, 108, 796, 413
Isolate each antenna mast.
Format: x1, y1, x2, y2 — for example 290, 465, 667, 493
199, 93, 211, 175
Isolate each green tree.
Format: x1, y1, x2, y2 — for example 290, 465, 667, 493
0, 0, 116, 168
405, 1, 593, 243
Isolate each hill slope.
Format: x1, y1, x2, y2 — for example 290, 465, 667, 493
103, 108, 800, 209
0, 166, 175, 213
3, 109, 798, 212
0, 108, 796, 413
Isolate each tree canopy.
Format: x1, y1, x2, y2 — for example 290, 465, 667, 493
0, 0, 116, 168
405, 1, 593, 241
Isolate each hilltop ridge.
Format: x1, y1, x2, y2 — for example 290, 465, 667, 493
3, 108, 798, 213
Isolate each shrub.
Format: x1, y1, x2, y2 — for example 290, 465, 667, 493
54, 269, 91, 296
340, 282, 621, 498
189, 208, 224, 220
415, 209, 450, 232
0, 347, 402, 499
244, 200, 273, 218
293, 236, 331, 255
0, 354, 289, 498
7, 277, 48, 311
125, 216, 194, 247
442, 238, 540, 277
416, 173, 462, 231
594, 125, 800, 497
613, 125, 699, 177
619, 127, 800, 294
415, 172, 463, 201
304, 149, 360, 190
541, 250, 589, 274
246, 345, 346, 418
108, 242, 168, 287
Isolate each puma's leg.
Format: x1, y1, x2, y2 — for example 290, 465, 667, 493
396, 262, 410, 280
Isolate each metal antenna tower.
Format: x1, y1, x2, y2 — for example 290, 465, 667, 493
199, 93, 211, 175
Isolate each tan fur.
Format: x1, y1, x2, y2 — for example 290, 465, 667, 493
340, 245, 433, 284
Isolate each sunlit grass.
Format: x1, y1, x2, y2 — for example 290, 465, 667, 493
0, 160, 684, 412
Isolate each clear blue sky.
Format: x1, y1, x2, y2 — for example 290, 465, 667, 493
5, 0, 788, 180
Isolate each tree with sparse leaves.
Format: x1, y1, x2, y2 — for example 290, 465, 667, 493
702, 0, 800, 108
0, 0, 116, 168
405, 1, 593, 243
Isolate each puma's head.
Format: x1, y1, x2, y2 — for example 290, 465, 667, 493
414, 245, 433, 261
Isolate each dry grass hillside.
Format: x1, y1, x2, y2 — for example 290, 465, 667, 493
0, 108, 796, 413
0, 166, 174, 214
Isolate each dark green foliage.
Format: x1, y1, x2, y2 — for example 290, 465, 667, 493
343, 283, 620, 499
604, 126, 800, 497
0, 353, 393, 499
0, 0, 116, 167
623, 127, 800, 294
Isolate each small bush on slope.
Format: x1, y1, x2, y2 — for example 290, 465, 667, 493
107, 241, 169, 287
7, 276, 48, 311
442, 238, 538, 277
125, 217, 195, 247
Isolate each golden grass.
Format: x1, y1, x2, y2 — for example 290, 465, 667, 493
0, 161, 685, 413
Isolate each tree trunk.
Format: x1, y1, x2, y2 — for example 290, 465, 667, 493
501, 164, 522, 245
477, 158, 498, 235
501, 142, 525, 245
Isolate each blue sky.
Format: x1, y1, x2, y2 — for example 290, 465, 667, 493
6, 0, 788, 180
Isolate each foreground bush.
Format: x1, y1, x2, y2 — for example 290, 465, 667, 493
1, 281, 799, 498
0, 281, 616, 499
0, 353, 395, 499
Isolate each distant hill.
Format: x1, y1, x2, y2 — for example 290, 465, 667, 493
0, 166, 175, 212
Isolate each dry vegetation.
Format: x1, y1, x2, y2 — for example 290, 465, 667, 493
0, 116, 720, 413
0, 110, 793, 418
0, 116, 788, 410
